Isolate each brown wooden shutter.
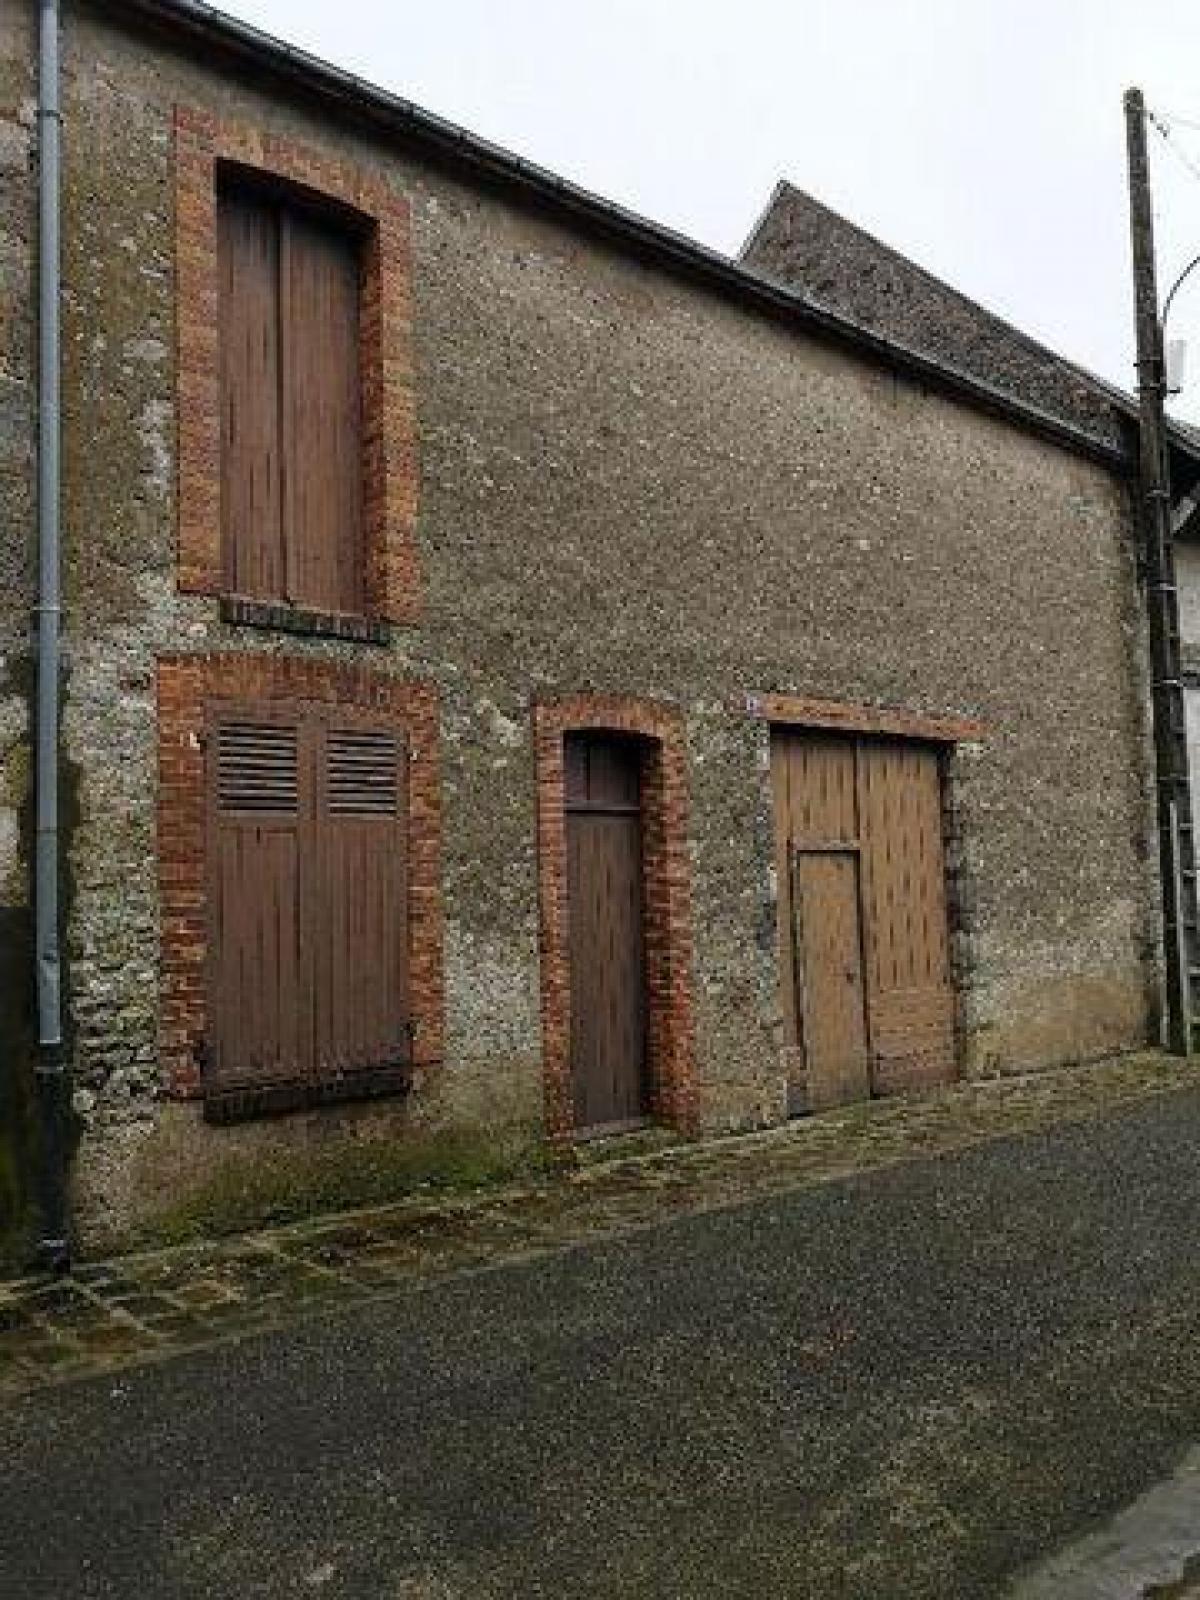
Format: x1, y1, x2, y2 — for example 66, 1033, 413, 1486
218, 187, 284, 599
217, 180, 364, 614
314, 723, 409, 1083
205, 702, 411, 1119
208, 711, 307, 1090
281, 209, 364, 614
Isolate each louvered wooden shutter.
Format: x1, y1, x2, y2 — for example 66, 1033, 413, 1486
217, 181, 363, 614
314, 724, 410, 1082
208, 713, 307, 1089
206, 703, 411, 1115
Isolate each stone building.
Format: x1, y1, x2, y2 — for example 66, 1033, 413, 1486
1, 0, 1196, 1258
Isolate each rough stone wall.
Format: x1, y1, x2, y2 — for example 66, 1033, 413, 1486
49, 4, 1160, 1247
0, 2, 37, 1260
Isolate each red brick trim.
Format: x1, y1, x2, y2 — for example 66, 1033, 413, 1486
173, 105, 419, 624
157, 654, 443, 1099
533, 694, 698, 1139
740, 691, 983, 743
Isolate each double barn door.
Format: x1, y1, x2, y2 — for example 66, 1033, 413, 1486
206, 698, 410, 1111
772, 729, 956, 1112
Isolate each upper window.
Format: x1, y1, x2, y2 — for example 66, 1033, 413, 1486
174, 106, 419, 625
217, 172, 366, 615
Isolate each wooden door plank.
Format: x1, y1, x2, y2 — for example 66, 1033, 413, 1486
567, 811, 647, 1128
770, 730, 799, 1056
856, 738, 955, 1095
217, 188, 284, 600
281, 209, 363, 614
565, 733, 648, 1130
791, 848, 871, 1110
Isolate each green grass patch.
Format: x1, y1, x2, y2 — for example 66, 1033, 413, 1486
118, 1122, 574, 1254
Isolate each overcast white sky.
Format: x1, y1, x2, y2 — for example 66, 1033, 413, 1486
221, 0, 1200, 422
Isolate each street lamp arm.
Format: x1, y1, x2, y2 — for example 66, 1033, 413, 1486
1163, 250, 1200, 331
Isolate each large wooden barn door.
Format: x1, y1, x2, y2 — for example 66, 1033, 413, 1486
206, 699, 409, 1112
772, 728, 955, 1111
564, 732, 649, 1132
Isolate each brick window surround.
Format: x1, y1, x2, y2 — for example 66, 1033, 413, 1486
157, 654, 443, 1100
174, 105, 419, 626
533, 695, 698, 1139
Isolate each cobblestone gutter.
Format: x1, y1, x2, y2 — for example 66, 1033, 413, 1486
0, 1049, 1193, 1397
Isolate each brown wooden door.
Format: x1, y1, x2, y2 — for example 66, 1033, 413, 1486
771, 727, 956, 1111
565, 733, 649, 1131
207, 699, 409, 1108
789, 849, 870, 1111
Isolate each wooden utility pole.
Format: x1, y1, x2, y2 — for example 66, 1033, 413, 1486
1124, 86, 1194, 1055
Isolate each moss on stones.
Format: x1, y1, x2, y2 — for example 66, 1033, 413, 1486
116, 1122, 568, 1254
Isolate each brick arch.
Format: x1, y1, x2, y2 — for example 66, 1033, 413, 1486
533, 694, 697, 1138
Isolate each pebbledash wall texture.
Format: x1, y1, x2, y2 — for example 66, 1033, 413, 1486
0, 0, 1164, 1252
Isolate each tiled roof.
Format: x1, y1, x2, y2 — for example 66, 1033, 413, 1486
741, 181, 1131, 451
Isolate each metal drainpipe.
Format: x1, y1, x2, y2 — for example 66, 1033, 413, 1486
35, 0, 68, 1271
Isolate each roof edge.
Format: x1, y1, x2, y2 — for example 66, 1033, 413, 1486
96, 0, 1163, 474
744, 180, 1167, 434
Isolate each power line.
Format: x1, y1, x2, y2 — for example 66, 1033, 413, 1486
1155, 108, 1200, 133
1148, 107, 1200, 187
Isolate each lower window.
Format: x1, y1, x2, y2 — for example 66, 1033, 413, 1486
204, 696, 411, 1120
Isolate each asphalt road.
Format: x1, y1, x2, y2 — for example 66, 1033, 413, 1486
5, 1091, 1200, 1599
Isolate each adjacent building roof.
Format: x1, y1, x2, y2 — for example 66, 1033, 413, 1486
741, 182, 1130, 450
742, 181, 1200, 484
101, 0, 1200, 476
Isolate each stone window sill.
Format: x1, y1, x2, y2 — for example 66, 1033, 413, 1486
219, 594, 391, 645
